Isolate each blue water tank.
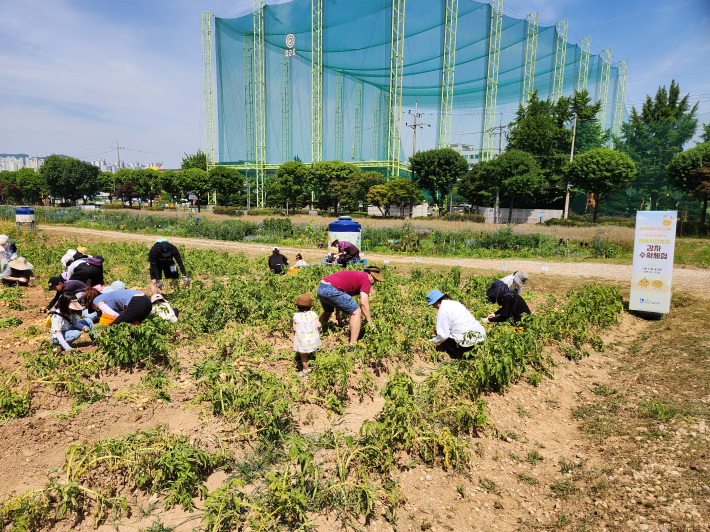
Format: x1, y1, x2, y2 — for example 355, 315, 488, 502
16, 206, 35, 232
328, 216, 362, 251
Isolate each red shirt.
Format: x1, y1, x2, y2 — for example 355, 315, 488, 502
324, 271, 371, 296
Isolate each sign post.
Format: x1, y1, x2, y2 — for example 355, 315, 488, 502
629, 211, 677, 316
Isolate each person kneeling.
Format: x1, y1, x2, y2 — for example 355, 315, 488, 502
482, 280, 531, 324
426, 289, 486, 359
50, 294, 95, 352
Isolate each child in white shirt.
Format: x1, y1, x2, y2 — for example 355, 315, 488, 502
293, 293, 321, 376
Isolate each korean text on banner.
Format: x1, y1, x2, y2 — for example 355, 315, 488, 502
629, 211, 677, 314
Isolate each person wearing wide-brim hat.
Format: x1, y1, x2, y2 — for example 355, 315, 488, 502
500, 270, 529, 295
293, 293, 321, 376
426, 289, 486, 358
1, 257, 36, 286
317, 266, 385, 345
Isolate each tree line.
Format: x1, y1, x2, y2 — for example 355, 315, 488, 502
2, 81, 707, 223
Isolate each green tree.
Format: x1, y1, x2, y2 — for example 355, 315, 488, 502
133, 169, 162, 206
160, 170, 182, 204
570, 89, 609, 155
618, 80, 698, 209
330, 171, 385, 213
366, 178, 424, 217
564, 148, 637, 223
181, 150, 208, 171
41, 155, 99, 204
506, 90, 571, 188
478, 149, 544, 223
409, 148, 468, 211
457, 163, 495, 207
701, 124, 710, 143
273, 161, 308, 214
308, 160, 358, 213
14, 168, 46, 204
209, 166, 243, 206
666, 142, 710, 224
97, 171, 118, 202
180, 168, 211, 212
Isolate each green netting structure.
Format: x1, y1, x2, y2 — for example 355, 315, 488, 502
206, 0, 626, 175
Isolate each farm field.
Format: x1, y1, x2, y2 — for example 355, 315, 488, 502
0, 225, 708, 532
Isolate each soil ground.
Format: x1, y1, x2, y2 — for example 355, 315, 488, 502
0, 228, 708, 532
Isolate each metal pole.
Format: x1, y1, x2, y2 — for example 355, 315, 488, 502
563, 112, 577, 221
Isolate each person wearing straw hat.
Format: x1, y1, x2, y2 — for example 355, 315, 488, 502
500, 271, 529, 295
426, 289, 486, 358
293, 293, 321, 377
317, 266, 384, 345
49, 293, 95, 352
148, 238, 188, 295
1, 257, 36, 286
267, 246, 289, 274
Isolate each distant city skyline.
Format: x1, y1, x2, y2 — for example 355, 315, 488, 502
0, 153, 163, 173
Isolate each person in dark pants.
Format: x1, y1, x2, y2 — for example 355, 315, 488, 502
1, 257, 36, 286
332, 239, 360, 266
426, 289, 486, 358
68, 256, 105, 287
46, 277, 88, 311
148, 239, 189, 295
83, 288, 153, 326
482, 280, 531, 324
268, 247, 289, 274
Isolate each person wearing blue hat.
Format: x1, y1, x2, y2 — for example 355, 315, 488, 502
427, 289, 486, 358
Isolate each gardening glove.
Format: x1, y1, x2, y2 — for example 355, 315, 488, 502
157, 280, 164, 289
481, 318, 490, 324
182, 276, 190, 286
366, 321, 376, 331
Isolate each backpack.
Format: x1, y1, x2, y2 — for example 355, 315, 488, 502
87, 257, 104, 267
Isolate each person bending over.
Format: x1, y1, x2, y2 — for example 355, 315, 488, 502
331, 239, 360, 266
46, 277, 87, 311
500, 270, 528, 295
316, 266, 384, 345
268, 247, 289, 274
482, 280, 531, 324
83, 288, 152, 326
148, 239, 189, 295
426, 289, 486, 358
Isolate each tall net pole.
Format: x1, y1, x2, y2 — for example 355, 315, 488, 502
482, 0, 503, 162
335, 72, 344, 160
353, 79, 363, 161
438, 0, 458, 149
202, 12, 215, 168
597, 48, 612, 128
373, 88, 381, 161
552, 18, 568, 101
577, 36, 590, 92
522, 12, 538, 106
387, 0, 406, 178
244, 35, 255, 164
281, 54, 290, 163
613, 59, 628, 138
253, 0, 266, 207
311, 0, 323, 164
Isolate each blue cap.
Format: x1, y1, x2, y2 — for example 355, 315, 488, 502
426, 289, 446, 306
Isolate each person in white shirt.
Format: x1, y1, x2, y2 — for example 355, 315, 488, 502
294, 253, 308, 268
426, 289, 486, 358
500, 271, 528, 295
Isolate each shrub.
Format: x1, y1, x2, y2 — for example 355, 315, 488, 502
447, 214, 485, 223
213, 206, 244, 216
95, 316, 173, 369
246, 209, 283, 216
262, 217, 293, 233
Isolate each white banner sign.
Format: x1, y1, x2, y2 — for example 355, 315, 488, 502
629, 211, 677, 314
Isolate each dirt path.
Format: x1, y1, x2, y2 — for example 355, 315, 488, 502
41, 225, 710, 299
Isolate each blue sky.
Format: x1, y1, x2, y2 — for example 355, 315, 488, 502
0, 0, 708, 168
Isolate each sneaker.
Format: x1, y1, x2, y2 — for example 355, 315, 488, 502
298, 368, 311, 378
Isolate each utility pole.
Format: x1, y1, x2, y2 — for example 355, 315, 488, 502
486, 113, 508, 223
116, 140, 121, 172
405, 101, 430, 156
563, 112, 577, 221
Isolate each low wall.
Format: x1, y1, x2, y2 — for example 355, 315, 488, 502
475, 207, 562, 224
